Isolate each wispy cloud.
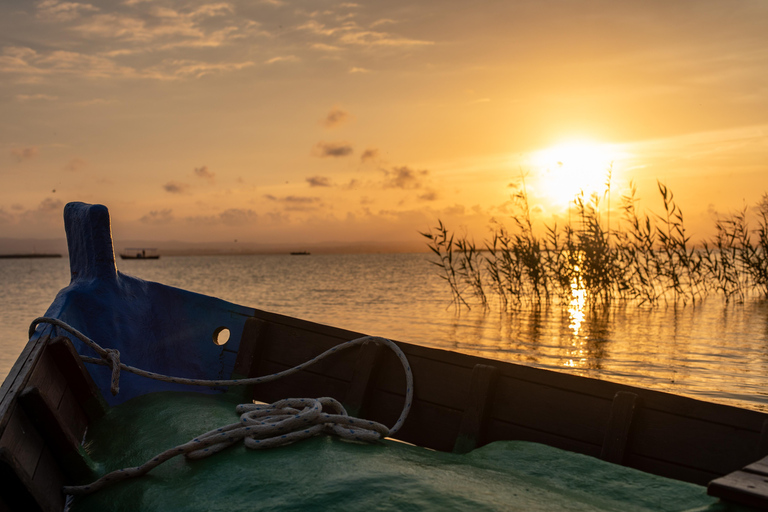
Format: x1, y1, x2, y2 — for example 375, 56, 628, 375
193, 165, 215, 181
163, 181, 189, 193
2, 2, 260, 83
321, 106, 349, 128
265, 55, 299, 64
64, 157, 87, 171
186, 208, 258, 226
298, 18, 433, 48
10, 146, 39, 162
314, 141, 353, 157
16, 93, 58, 102
139, 208, 174, 224
360, 148, 378, 162
418, 189, 438, 201
264, 194, 322, 211
382, 166, 428, 189
36, 0, 99, 22
349, 66, 370, 73
306, 175, 331, 187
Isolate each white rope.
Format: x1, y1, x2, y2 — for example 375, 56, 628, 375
28, 317, 414, 496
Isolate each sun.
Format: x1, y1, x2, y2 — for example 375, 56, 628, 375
530, 140, 621, 207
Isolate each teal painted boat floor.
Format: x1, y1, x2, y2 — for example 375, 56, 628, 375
70, 392, 750, 512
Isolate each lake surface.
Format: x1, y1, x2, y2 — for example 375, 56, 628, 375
2, 253, 768, 412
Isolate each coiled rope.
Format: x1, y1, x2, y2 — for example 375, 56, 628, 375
28, 317, 414, 496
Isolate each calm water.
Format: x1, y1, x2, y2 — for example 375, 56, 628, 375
2, 254, 768, 412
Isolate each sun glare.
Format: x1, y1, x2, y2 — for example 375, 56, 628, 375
531, 140, 621, 207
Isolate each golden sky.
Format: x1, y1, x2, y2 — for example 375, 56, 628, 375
2, 0, 768, 245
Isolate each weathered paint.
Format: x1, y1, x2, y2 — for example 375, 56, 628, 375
35, 202, 255, 406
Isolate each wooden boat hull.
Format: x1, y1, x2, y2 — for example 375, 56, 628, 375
1, 202, 766, 510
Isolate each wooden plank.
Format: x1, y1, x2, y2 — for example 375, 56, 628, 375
228, 318, 269, 402
744, 456, 768, 476
484, 418, 602, 458
343, 341, 383, 417
371, 351, 473, 411
18, 386, 95, 482
759, 419, 768, 459
600, 391, 638, 464
0, 332, 51, 433
453, 364, 498, 454
365, 388, 463, 452
627, 407, 760, 476
0, 448, 45, 512
56, 384, 89, 447
47, 336, 107, 421
708, 471, 768, 510
231, 317, 268, 378
490, 374, 612, 447
28, 349, 66, 410
31, 446, 66, 512
252, 360, 351, 406
0, 406, 44, 479
258, 322, 359, 383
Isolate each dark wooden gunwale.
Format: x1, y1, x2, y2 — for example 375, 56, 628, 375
243, 308, 768, 488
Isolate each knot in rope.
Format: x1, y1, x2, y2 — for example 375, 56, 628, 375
102, 348, 121, 395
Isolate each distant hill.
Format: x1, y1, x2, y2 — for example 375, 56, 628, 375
0, 237, 429, 257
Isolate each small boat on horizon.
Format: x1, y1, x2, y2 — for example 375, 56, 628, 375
289, 251, 310, 255
119, 248, 160, 260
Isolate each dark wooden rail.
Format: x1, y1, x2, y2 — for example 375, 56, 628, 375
241, 310, 768, 488
0, 335, 105, 512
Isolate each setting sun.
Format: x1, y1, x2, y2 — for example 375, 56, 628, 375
531, 141, 623, 207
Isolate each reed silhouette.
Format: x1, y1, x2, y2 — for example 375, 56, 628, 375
422, 178, 768, 310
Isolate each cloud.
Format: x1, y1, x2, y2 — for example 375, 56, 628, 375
349, 66, 371, 73
163, 181, 189, 193
139, 209, 174, 224
418, 189, 438, 201
360, 148, 378, 162
0, 208, 13, 224
218, 208, 258, 226
265, 55, 300, 64
36, 0, 99, 22
36, 197, 63, 212
16, 93, 58, 102
314, 141, 353, 157
312, 43, 341, 52
186, 208, 258, 226
382, 166, 428, 189
10, 146, 39, 162
0, 46, 136, 80
264, 194, 321, 211
3, 2, 261, 83
306, 176, 331, 187
64, 157, 87, 171
298, 19, 433, 48
321, 107, 349, 128
193, 165, 214, 180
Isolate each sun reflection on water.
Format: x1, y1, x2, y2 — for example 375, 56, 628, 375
564, 261, 589, 369
569, 265, 587, 336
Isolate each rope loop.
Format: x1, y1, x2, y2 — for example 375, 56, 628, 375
28, 317, 414, 497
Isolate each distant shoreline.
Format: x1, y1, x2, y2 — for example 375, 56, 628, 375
0, 254, 63, 259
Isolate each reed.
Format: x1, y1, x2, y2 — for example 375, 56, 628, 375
423, 178, 768, 310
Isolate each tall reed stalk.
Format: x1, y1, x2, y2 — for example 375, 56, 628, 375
423, 178, 768, 310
